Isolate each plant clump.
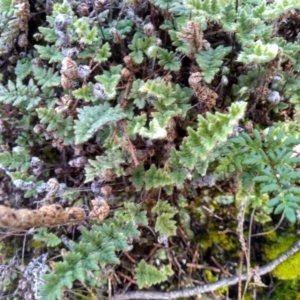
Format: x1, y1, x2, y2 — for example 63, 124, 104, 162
1, 0, 300, 299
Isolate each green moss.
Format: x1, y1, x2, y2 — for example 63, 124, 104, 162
204, 270, 228, 295
272, 280, 300, 300
263, 234, 300, 280
201, 223, 239, 253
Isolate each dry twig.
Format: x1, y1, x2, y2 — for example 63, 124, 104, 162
113, 237, 300, 299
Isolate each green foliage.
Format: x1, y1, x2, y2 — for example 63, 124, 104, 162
150, 0, 178, 10
94, 42, 111, 63
74, 103, 126, 144
3, 1, 300, 299
220, 126, 300, 223
237, 40, 279, 64
128, 79, 146, 109
219, 0, 237, 31
195, 45, 231, 83
34, 45, 64, 63
0, 78, 41, 110
39, 202, 146, 299
183, 0, 224, 20
34, 228, 61, 247
81, 26, 98, 45
156, 48, 181, 71
152, 200, 177, 237
84, 146, 125, 182
144, 164, 173, 190
94, 65, 122, 100
0, 147, 31, 172
32, 67, 61, 89
135, 260, 173, 288
15, 58, 32, 81
0, 0, 13, 13
128, 33, 156, 64
72, 83, 96, 102
180, 102, 247, 167
36, 108, 75, 144
130, 164, 145, 191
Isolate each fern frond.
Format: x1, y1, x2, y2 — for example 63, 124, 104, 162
74, 103, 126, 144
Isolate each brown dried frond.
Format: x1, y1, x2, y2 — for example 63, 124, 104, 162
61, 57, 78, 80
55, 94, 72, 113
31, 57, 44, 68
76, 3, 89, 16
66, 207, 86, 223
61, 57, 78, 90
123, 55, 141, 73
94, 0, 107, 11
42, 178, 60, 205
17, 33, 28, 48
109, 28, 125, 44
61, 75, 74, 90
89, 199, 110, 223
188, 72, 203, 88
99, 185, 113, 197
39, 204, 69, 226
15, 0, 30, 32
0, 204, 87, 230
165, 117, 177, 142
177, 20, 203, 58
255, 85, 271, 99
188, 72, 218, 109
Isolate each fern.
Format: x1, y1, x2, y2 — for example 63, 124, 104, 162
139, 118, 168, 139
0, 0, 13, 13
149, 0, 177, 9
220, 0, 237, 32
157, 48, 181, 71
237, 40, 279, 64
94, 65, 122, 100
72, 83, 96, 102
0, 78, 41, 110
144, 164, 174, 190
32, 67, 60, 89
179, 101, 247, 167
38, 25, 57, 43
94, 42, 111, 63
152, 200, 177, 237
39, 202, 146, 299
135, 260, 173, 288
36, 108, 75, 144
34, 228, 61, 247
84, 146, 126, 182
34, 45, 64, 63
80, 26, 98, 45
130, 164, 145, 191
0, 147, 31, 172
15, 58, 32, 81
263, 0, 300, 20
221, 126, 300, 223
195, 45, 231, 83
74, 103, 126, 144
128, 33, 156, 64
183, 0, 224, 20
128, 79, 146, 109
